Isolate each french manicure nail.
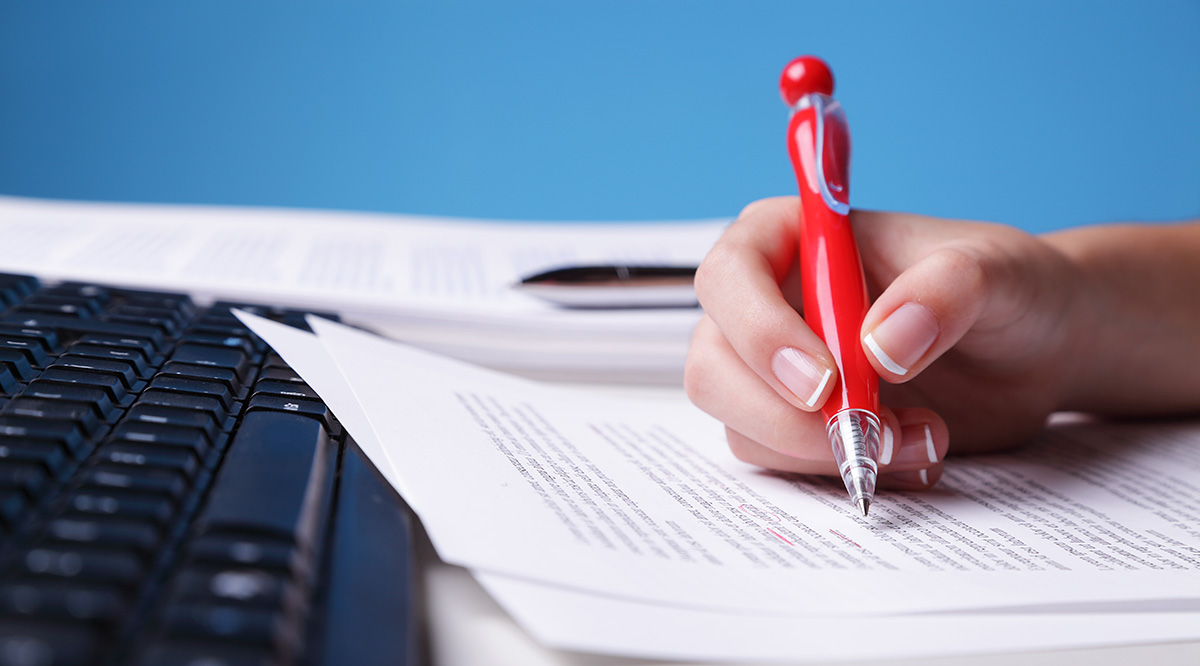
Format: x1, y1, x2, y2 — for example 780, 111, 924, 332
878, 422, 894, 465
771, 347, 833, 408
864, 302, 939, 376
889, 422, 943, 466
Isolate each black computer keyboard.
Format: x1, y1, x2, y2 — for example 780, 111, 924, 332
0, 273, 419, 666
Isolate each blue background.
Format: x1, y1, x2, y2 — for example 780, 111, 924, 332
2, 1, 1198, 232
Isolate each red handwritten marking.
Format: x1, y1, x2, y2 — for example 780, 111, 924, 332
767, 528, 793, 545
828, 529, 862, 549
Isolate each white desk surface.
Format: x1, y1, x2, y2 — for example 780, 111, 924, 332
414, 383, 1200, 666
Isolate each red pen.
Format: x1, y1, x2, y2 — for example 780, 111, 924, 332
781, 56, 881, 516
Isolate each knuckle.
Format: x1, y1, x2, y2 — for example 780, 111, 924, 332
734, 198, 772, 222
931, 243, 993, 295
692, 242, 743, 308
735, 197, 788, 223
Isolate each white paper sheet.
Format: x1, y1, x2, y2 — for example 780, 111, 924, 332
241, 315, 1200, 618
0, 195, 721, 319
234, 313, 1200, 662
0, 195, 724, 379
474, 572, 1200, 663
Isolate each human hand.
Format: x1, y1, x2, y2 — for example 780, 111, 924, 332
685, 197, 1087, 490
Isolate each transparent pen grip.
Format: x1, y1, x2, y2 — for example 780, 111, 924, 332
827, 410, 880, 506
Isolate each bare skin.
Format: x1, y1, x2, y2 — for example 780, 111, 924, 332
685, 197, 1200, 490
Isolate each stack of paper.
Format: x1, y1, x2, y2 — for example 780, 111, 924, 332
238, 312, 1200, 663
0, 196, 726, 382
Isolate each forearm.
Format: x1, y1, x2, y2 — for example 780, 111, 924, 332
1044, 219, 1200, 415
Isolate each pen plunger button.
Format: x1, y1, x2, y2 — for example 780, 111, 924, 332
779, 56, 834, 107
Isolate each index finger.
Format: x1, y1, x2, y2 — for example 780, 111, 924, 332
692, 197, 837, 411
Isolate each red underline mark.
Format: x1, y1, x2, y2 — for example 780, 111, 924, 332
829, 529, 862, 549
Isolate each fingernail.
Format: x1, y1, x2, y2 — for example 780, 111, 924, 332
878, 422, 895, 465
771, 347, 833, 408
864, 302, 939, 376
890, 422, 941, 466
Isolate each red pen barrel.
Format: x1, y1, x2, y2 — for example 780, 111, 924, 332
787, 101, 880, 424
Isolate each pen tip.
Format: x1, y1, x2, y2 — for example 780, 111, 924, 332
857, 497, 870, 517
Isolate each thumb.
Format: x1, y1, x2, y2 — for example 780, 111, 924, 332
859, 244, 995, 382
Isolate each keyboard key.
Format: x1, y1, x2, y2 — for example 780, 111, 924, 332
104, 312, 181, 338
107, 305, 187, 335
256, 367, 303, 384
163, 604, 289, 646
186, 323, 257, 344
66, 343, 151, 377
0, 349, 35, 381
2, 398, 102, 438
146, 376, 235, 411
20, 546, 144, 584
77, 333, 158, 361
22, 381, 116, 419
0, 620, 97, 665
45, 517, 160, 552
0, 417, 88, 457
245, 395, 334, 433
81, 466, 188, 499
124, 404, 220, 441
14, 299, 94, 319
0, 581, 126, 623
187, 536, 298, 572
177, 332, 256, 357
110, 422, 212, 456
37, 367, 128, 403
0, 366, 19, 397
0, 273, 39, 308
173, 568, 290, 608
0, 440, 69, 480
196, 411, 331, 548
65, 492, 174, 525
52, 354, 140, 390
96, 442, 200, 478
319, 442, 419, 666
0, 325, 60, 353
169, 345, 251, 384
135, 390, 226, 422
250, 380, 318, 401
41, 283, 110, 303
111, 288, 190, 314
156, 362, 242, 396
0, 336, 53, 368
26, 293, 104, 318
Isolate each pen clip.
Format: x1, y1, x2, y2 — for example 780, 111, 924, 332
810, 94, 851, 216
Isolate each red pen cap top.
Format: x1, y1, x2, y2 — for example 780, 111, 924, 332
779, 56, 834, 106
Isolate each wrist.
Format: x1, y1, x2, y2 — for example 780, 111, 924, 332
1038, 229, 1110, 413
1040, 220, 1200, 415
